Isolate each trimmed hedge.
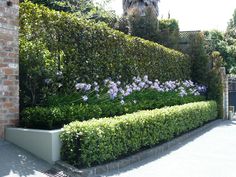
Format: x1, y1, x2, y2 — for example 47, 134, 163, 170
60, 101, 217, 167
20, 2, 191, 108
21, 92, 205, 129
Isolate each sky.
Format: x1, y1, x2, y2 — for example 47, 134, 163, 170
95, 0, 236, 32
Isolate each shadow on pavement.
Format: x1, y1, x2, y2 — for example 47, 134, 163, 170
0, 140, 52, 177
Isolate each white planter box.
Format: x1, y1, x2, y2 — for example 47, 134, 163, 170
5, 127, 62, 164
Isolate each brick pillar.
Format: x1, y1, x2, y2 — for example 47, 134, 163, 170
0, 0, 19, 138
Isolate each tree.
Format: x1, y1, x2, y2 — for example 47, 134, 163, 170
123, 0, 160, 16
204, 9, 236, 74
21, 0, 118, 27
127, 6, 159, 41
122, 0, 160, 41
226, 9, 236, 40
224, 9, 236, 73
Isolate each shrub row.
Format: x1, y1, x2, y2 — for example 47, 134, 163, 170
21, 91, 205, 129
60, 101, 217, 167
20, 2, 191, 108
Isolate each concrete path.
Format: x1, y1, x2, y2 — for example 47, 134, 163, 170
0, 140, 67, 177
102, 120, 236, 177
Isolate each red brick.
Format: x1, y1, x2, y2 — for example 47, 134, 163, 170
9, 119, 19, 125
3, 68, 14, 75
3, 102, 13, 108
3, 80, 13, 85
0, 0, 19, 138
0, 120, 8, 124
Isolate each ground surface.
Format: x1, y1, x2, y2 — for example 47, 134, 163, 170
101, 119, 236, 177
1, 119, 236, 177
0, 140, 67, 177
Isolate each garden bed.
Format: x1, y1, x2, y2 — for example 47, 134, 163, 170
5, 127, 62, 164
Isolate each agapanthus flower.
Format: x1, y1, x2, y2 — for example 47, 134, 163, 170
179, 88, 187, 97
56, 71, 63, 76
197, 85, 207, 93
82, 95, 88, 102
44, 78, 52, 84
84, 84, 91, 91
93, 82, 98, 86
94, 86, 99, 92
116, 81, 121, 85
143, 75, 148, 82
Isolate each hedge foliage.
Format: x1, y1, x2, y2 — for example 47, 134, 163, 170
60, 101, 217, 167
21, 91, 205, 129
188, 32, 210, 85
20, 2, 191, 108
157, 19, 180, 49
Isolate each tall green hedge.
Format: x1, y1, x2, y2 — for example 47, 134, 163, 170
60, 101, 217, 167
20, 2, 191, 107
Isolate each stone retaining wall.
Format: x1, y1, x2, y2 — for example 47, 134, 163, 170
0, 0, 19, 138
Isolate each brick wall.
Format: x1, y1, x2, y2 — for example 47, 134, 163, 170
0, 0, 19, 138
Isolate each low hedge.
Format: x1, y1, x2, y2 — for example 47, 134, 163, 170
60, 101, 217, 167
20, 92, 205, 129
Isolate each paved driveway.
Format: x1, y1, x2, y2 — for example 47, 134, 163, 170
0, 140, 68, 177
102, 120, 236, 177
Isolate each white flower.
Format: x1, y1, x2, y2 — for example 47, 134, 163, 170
143, 75, 148, 82
94, 86, 99, 92
44, 78, 52, 84
82, 95, 88, 102
56, 71, 63, 76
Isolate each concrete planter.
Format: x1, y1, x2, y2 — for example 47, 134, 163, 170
5, 127, 62, 164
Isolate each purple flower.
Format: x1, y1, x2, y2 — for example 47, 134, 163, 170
119, 88, 125, 95
164, 81, 176, 91
179, 88, 187, 97
133, 76, 142, 83
108, 88, 118, 100
75, 83, 86, 90
197, 85, 207, 93
84, 84, 91, 91
139, 82, 146, 88
183, 80, 194, 88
